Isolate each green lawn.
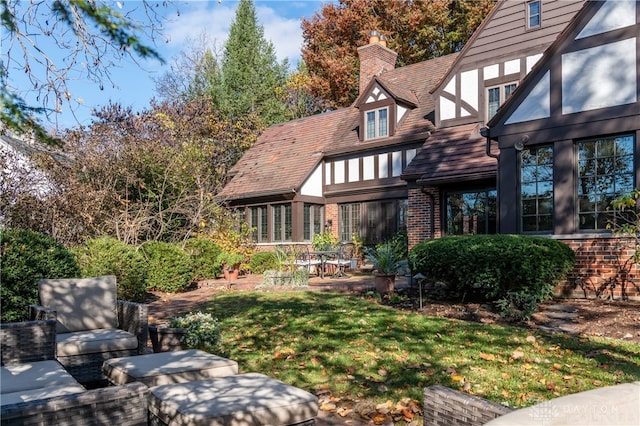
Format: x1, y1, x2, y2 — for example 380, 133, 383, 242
195, 291, 640, 421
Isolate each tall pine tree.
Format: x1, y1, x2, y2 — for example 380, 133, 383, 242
220, 0, 289, 128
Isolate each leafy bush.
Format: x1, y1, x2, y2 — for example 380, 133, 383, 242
409, 235, 575, 317
312, 231, 338, 251
170, 311, 221, 353
183, 238, 223, 281
0, 228, 80, 322
141, 241, 194, 293
249, 251, 279, 274
73, 237, 147, 302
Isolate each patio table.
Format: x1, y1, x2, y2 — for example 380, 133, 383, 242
309, 250, 338, 279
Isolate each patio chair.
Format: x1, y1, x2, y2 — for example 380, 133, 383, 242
326, 242, 355, 278
29, 275, 148, 384
293, 245, 322, 276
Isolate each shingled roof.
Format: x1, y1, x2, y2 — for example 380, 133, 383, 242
402, 123, 497, 185
219, 52, 459, 201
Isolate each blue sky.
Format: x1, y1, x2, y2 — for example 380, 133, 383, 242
9, 1, 331, 130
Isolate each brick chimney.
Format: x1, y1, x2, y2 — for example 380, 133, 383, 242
357, 31, 397, 95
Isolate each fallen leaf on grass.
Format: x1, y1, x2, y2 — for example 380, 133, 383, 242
479, 352, 495, 361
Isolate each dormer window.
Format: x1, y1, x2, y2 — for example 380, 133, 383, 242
366, 107, 389, 140
527, 0, 541, 29
487, 82, 517, 121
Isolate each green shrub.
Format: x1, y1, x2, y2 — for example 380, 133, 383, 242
0, 228, 80, 322
409, 234, 575, 317
249, 251, 279, 274
73, 237, 147, 302
170, 311, 221, 353
141, 241, 194, 293
183, 238, 223, 281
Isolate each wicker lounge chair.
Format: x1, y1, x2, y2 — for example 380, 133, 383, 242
1, 319, 148, 426
29, 275, 148, 384
423, 385, 514, 426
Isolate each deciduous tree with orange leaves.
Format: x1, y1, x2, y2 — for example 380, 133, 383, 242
301, 0, 496, 109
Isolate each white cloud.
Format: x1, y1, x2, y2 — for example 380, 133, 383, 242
164, 2, 304, 66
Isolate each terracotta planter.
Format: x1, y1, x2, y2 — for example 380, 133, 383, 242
374, 274, 395, 294
149, 325, 186, 352
223, 264, 240, 281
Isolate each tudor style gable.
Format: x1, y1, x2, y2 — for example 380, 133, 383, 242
487, 0, 640, 236
431, 0, 584, 129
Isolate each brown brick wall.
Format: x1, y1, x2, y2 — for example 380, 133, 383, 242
407, 187, 441, 248
556, 237, 640, 300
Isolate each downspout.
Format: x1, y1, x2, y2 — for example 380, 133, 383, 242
481, 126, 500, 233
481, 127, 499, 159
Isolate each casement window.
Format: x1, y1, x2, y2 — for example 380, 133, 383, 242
487, 83, 517, 120
527, 0, 541, 29
340, 200, 407, 244
303, 204, 324, 241
365, 107, 389, 140
339, 204, 361, 242
446, 190, 497, 235
577, 134, 635, 231
272, 204, 292, 242
250, 206, 268, 243
520, 145, 553, 233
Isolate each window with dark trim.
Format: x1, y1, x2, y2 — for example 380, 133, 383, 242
304, 204, 324, 241
272, 204, 292, 242
520, 145, 553, 233
250, 206, 268, 243
527, 0, 541, 29
339, 204, 361, 242
577, 134, 635, 231
446, 190, 497, 235
365, 107, 389, 140
487, 83, 517, 121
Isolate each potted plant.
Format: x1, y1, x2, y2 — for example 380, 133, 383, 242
217, 251, 244, 281
364, 242, 407, 294
150, 312, 222, 353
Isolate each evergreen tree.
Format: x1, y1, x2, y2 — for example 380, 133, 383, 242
220, 0, 288, 128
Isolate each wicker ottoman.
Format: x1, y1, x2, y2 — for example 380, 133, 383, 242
147, 373, 318, 426
102, 349, 238, 387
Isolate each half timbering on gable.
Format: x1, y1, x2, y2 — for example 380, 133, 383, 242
485, 0, 640, 298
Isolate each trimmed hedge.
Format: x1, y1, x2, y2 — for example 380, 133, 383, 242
141, 241, 194, 293
0, 228, 80, 322
409, 235, 575, 319
249, 251, 279, 274
184, 238, 223, 281
73, 237, 147, 302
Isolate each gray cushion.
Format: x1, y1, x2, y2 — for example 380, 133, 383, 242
0, 384, 86, 406
103, 349, 238, 387
38, 276, 118, 333
148, 373, 318, 426
56, 329, 138, 356
485, 381, 640, 425
1, 360, 81, 394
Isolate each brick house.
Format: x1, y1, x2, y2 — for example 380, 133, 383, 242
219, 0, 639, 298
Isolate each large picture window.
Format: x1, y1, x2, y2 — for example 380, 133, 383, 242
304, 204, 324, 241
365, 107, 389, 140
446, 190, 497, 235
577, 134, 635, 230
521, 145, 553, 233
272, 204, 292, 242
